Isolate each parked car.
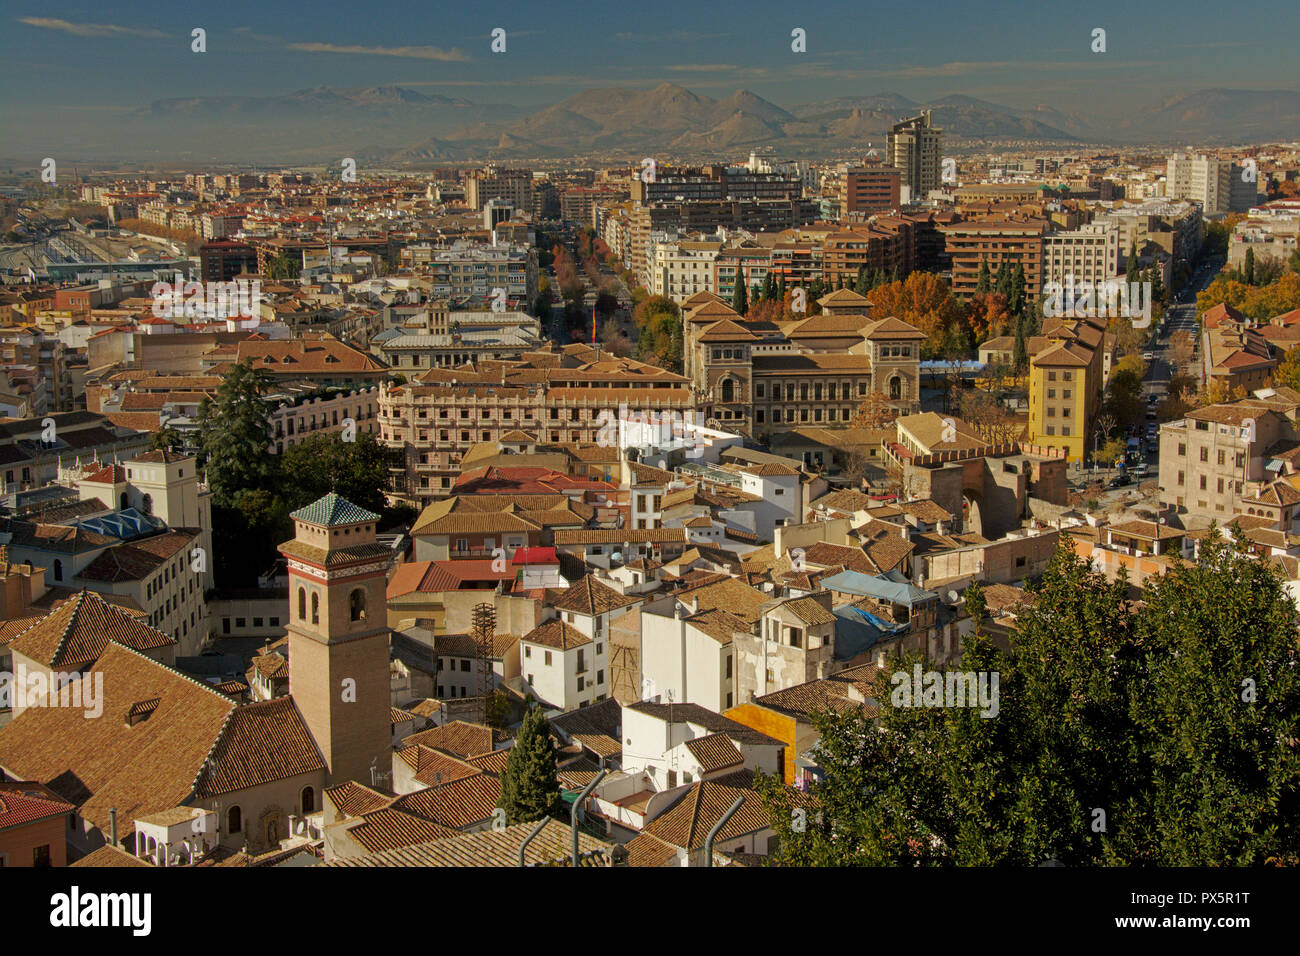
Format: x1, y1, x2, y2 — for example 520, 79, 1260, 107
1109, 474, 1132, 489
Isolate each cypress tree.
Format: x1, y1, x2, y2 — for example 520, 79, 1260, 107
1245, 247, 1256, 286
732, 275, 748, 315
994, 261, 1012, 300
761, 270, 776, 302
855, 265, 870, 295
498, 706, 560, 825
976, 256, 991, 294
1010, 263, 1026, 316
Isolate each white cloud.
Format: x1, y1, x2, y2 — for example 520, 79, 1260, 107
18, 17, 169, 39
286, 42, 470, 61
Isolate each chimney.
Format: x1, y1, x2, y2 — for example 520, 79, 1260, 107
109, 807, 118, 847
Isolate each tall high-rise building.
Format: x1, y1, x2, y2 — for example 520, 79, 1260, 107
1167, 151, 1258, 216
887, 111, 944, 202
279, 493, 392, 787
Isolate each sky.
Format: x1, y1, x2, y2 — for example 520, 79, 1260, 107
1, 0, 1296, 154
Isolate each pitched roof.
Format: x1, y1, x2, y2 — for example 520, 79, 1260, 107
0, 643, 233, 836
401, 720, 504, 759
684, 733, 745, 773
643, 781, 772, 850
520, 618, 592, 650
290, 492, 380, 527
193, 696, 325, 798
549, 574, 641, 616
319, 818, 612, 867
7, 589, 174, 669
0, 782, 76, 830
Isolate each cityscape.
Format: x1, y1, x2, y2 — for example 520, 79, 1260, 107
0, 0, 1296, 907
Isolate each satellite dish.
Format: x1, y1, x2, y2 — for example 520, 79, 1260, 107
948, 590, 959, 603
612, 551, 623, 563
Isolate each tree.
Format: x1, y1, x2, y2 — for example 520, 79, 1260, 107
151, 426, 184, 454
1274, 344, 1300, 391
1097, 437, 1127, 468
994, 260, 1012, 300
1168, 330, 1195, 375
1010, 263, 1026, 316
958, 390, 1022, 445
498, 706, 559, 825
1126, 242, 1140, 286
1245, 247, 1256, 286
865, 272, 966, 357
756, 535, 1300, 866
485, 689, 511, 730
197, 361, 278, 507
1012, 314, 1029, 373
1290, 248, 1300, 275
279, 431, 390, 515
851, 390, 899, 430
976, 257, 991, 294
966, 292, 1011, 341
854, 266, 870, 296
731, 276, 748, 316
761, 270, 776, 302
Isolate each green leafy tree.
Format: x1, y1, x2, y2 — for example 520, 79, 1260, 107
197, 361, 278, 507
485, 689, 512, 730
731, 276, 748, 315
1274, 345, 1300, 391
757, 535, 1300, 866
1010, 263, 1026, 316
1012, 313, 1029, 373
279, 431, 390, 515
854, 266, 870, 296
498, 706, 560, 825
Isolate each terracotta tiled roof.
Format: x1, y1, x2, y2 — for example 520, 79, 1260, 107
521, 618, 592, 650
780, 596, 837, 626
0, 643, 233, 836
345, 808, 461, 853
324, 781, 392, 819
0, 782, 76, 829
319, 818, 611, 867
643, 781, 772, 850
7, 590, 174, 669
683, 733, 744, 773
391, 774, 502, 829
401, 720, 504, 759
194, 696, 325, 798
550, 574, 640, 616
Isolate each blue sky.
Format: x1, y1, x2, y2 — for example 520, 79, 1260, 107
1, 1, 1296, 127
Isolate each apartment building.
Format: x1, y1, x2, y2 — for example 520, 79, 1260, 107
713, 245, 773, 301
630, 166, 804, 204
1159, 405, 1285, 518
1201, 308, 1278, 393
378, 345, 692, 504
1041, 220, 1121, 288
1096, 199, 1204, 266
649, 240, 722, 302
398, 241, 538, 307
941, 217, 1049, 299
840, 164, 902, 214
1166, 151, 1257, 216
887, 111, 944, 201
1027, 315, 1107, 463
465, 167, 533, 212
1228, 203, 1300, 272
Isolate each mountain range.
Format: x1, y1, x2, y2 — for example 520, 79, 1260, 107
33, 83, 1300, 164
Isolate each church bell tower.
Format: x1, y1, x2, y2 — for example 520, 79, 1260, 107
279, 493, 392, 788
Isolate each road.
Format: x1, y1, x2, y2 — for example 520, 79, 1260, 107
1141, 254, 1224, 397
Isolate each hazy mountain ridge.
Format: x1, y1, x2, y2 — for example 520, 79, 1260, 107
26, 83, 1300, 163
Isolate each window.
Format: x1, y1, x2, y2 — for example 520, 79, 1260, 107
349, 588, 366, 622
461, 660, 471, 672
1217, 450, 1225, 466
270, 617, 280, 627
223, 617, 231, 634
311, 592, 319, 625
1178, 471, 1185, 486
1199, 475, 1207, 490
301, 787, 315, 814
597, 670, 604, 684
1200, 448, 1209, 462
228, 806, 243, 834
544, 651, 552, 666
236, 618, 246, 629
53, 559, 62, 582
524, 646, 531, 658
298, 587, 306, 620
32, 845, 51, 867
